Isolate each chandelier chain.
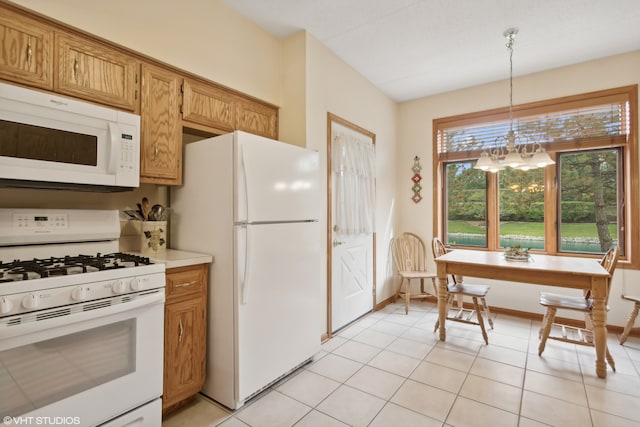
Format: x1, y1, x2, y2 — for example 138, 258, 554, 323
507, 32, 515, 131
473, 27, 555, 172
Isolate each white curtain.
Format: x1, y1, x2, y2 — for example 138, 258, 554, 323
332, 132, 376, 235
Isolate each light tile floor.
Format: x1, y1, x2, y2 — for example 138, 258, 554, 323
162, 300, 640, 427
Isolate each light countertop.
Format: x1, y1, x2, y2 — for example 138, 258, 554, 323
136, 249, 213, 270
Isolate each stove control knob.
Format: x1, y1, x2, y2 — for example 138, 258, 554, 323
112, 280, 127, 294
22, 293, 40, 309
130, 277, 142, 291
0, 297, 13, 314
71, 286, 88, 301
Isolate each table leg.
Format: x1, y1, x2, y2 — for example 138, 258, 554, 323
591, 276, 608, 379
436, 267, 448, 341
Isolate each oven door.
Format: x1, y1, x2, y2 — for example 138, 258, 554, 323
0, 291, 164, 427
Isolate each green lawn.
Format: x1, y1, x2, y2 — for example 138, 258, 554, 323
448, 221, 617, 238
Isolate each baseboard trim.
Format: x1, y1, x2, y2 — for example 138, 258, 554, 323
373, 294, 638, 338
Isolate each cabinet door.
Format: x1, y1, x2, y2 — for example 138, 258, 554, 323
236, 98, 278, 139
0, 6, 53, 89
140, 63, 182, 185
182, 79, 235, 131
55, 32, 139, 111
163, 297, 206, 409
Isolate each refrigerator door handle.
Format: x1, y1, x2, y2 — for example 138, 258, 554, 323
239, 224, 251, 305
239, 143, 250, 222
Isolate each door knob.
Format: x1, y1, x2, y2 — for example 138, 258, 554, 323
333, 239, 346, 247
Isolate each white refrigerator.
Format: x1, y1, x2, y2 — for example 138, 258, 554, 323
170, 131, 322, 409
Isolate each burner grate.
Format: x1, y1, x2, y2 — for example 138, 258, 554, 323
0, 252, 153, 282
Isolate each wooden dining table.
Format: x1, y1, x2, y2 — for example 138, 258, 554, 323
434, 249, 612, 378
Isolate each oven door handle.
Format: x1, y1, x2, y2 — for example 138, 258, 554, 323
0, 291, 165, 341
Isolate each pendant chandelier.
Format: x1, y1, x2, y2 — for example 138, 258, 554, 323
474, 28, 555, 172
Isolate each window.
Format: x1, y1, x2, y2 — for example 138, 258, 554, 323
499, 167, 545, 250
444, 161, 487, 247
558, 149, 622, 254
433, 86, 637, 264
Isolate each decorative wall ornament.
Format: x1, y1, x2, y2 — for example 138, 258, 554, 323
411, 156, 422, 203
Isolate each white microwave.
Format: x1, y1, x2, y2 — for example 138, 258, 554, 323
0, 82, 140, 191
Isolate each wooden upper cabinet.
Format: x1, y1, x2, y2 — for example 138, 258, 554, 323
55, 32, 139, 111
182, 79, 235, 131
0, 4, 281, 187
140, 63, 182, 185
236, 97, 278, 139
0, 6, 53, 89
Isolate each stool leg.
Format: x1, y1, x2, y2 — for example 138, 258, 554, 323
404, 279, 411, 314
620, 302, 639, 345
472, 296, 488, 345
605, 345, 616, 372
434, 293, 455, 332
481, 297, 493, 329
538, 307, 556, 356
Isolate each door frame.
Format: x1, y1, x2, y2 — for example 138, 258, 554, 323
325, 112, 376, 340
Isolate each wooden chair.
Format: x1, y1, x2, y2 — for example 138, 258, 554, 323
619, 294, 640, 345
432, 237, 493, 344
538, 246, 619, 370
390, 232, 438, 314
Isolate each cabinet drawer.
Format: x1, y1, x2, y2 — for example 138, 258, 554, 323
166, 264, 207, 300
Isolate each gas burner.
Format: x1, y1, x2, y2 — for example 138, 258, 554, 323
0, 252, 153, 282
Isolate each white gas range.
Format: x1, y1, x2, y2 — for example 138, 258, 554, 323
0, 209, 165, 427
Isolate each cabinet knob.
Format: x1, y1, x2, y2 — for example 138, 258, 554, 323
26, 38, 33, 67
175, 280, 197, 288
73, 57, 79, 80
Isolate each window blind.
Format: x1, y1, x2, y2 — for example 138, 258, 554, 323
436, 92, 631, 156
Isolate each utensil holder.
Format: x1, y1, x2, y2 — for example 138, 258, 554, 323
140, 221, 167, 254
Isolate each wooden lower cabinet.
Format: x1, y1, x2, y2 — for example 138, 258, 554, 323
162, 263, 208, 415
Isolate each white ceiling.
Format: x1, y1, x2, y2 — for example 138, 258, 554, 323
221, 0, 640, 102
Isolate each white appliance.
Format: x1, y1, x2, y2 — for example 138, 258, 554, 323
171, 131, 322, 409
0, 209, 165, 427
0, 82, 140, 191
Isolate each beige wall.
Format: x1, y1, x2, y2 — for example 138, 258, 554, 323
398, 50, 640, 326
303, 33, 399, 320
279, 31, 307, 147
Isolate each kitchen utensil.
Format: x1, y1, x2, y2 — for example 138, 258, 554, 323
149, 204, 166, 221
141, 197, 150, 221
124, 209, 144, 220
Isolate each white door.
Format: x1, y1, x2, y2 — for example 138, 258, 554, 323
331, 232, 373, 331
329, 116, 375, 333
